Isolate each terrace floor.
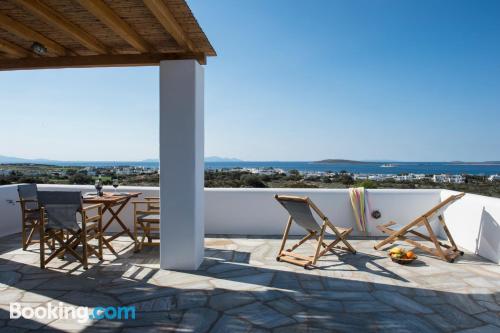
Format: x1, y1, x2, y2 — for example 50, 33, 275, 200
0, 234, 499, 333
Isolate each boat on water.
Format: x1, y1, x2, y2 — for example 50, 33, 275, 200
380, 163, 396, 168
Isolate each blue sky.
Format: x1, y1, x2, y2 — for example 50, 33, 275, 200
1, 0, 499, 162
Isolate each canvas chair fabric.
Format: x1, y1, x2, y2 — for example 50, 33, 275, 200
18, 184, 39, 210
37, 191, 82, 230
278, 200, 321, 232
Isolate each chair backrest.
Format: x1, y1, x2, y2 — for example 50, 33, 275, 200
37, 191, 83, 230
275, 195, 321, 232
422, 192, 465, 220
17, 184, 39, 210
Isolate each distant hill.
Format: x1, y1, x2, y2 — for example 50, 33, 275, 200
314, 159, 372, 164
0, 155, 54, 164
449, 161, 500, 165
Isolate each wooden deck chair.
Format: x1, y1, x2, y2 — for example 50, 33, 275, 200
38, 191, 103, 270
275, 195, 356, 269
374, 192, 465, 262
17, 184, 41, 250
133, 197, 160, 252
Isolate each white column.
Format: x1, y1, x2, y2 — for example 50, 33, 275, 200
159, 60, 204, 270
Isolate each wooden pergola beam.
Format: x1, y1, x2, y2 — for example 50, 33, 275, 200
16, 0, 109, 55
144, 0, 195, 52
0, 52, 206, 71
0, 12, 68, 56
77, 0, 153, 53
0, 37, 30, 58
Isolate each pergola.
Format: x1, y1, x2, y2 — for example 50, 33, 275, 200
0, 0, 216, 270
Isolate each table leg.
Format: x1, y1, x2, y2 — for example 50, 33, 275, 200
100, 198, 135, 256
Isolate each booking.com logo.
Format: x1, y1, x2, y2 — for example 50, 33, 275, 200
10, 303, 136, 323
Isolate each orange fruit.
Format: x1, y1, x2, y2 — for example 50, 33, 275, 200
406, 251, 414, 259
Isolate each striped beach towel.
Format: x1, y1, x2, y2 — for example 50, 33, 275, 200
349, 187, 367, 233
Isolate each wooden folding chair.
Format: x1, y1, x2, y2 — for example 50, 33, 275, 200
374, 192, 465, 262
275, 195, 356, 269
38, 191, 104, 270
133, 197, 160, 252
17, 184, 42, 250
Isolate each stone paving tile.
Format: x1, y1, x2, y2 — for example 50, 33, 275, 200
474, 311, 500, 327
176, 290, 208, 310
177, 307, 218, 333
424, 313, 458, 332
442, 292, 486, 315
456, 325, 500, 333
430, 304, 483, 330
209, 291, 255, 311
1, 234, 500, 332
267, 297, 304, 316
372, 290, 433, 314
374, 312, 441, 333
226, 302, 295, 329
210, 314, 253, 333
343, 300, 395, 313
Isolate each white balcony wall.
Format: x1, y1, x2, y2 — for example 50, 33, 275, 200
441, 190, 500, 264
0, 184, 22, 237
1, 184, 499, 264
205, 188, 442, 236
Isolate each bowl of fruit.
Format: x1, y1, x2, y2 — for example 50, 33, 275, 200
389, 247, 417, 265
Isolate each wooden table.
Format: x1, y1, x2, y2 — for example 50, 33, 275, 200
83, 192, 141, 256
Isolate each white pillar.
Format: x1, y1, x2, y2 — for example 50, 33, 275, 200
159, 60, 204, 270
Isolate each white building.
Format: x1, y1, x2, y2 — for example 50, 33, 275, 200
433, 174, 465, 184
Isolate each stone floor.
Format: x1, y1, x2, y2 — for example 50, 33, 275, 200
0, 233, 499, 333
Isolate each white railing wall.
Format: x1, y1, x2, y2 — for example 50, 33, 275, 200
441, 190, 500, 264
205, 188, 442, 236
1, 184, 499, 264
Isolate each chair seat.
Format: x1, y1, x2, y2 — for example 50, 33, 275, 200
45, 220, 98, 232
137, 214, 160, 223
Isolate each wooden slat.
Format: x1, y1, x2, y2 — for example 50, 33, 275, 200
16, 0, 109, 55
0, 37, 30, 58
280, 251, 313, 262
143, 0, 195, 52
0, 52, 206, 71
279, 256, 311, 268
0, 12, 68, 56
77, 0, 152, 53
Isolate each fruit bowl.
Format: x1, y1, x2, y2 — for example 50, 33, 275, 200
390, 255, 417, 265
388, 247, 417, 265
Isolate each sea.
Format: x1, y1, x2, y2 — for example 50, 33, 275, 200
46, 161, 500, 175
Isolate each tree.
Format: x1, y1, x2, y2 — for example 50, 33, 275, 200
356, 180, 377, 189
69, 173, 93, 185
241, 174, 267, 188
340, 174, 354, 186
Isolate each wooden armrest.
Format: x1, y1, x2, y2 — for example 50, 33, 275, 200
145, 197, 160, 200
136, 209, 160, 214
86, 215, 101, 222
83, 204, 103, 211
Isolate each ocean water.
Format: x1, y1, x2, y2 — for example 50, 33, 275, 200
38, 161, 500, 175
205, 161, 500, 175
